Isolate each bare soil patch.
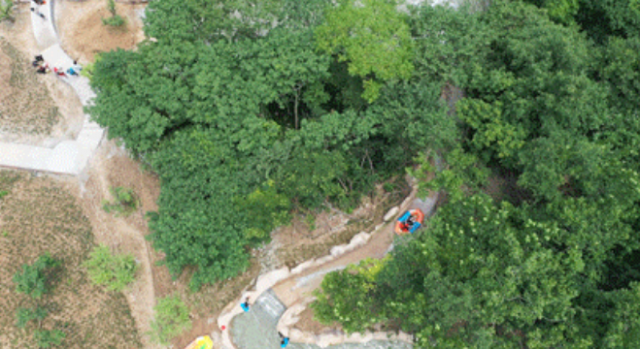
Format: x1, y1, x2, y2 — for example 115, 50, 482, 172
295, 306, 343, 334
0, 170, 142, 349
0, 9, 84, 145
75, 141, 162, 349
56, 0, 145, 63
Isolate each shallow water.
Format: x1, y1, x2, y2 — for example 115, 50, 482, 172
230, 290, 412, 349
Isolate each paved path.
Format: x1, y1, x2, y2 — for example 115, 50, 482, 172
0, 0, 104, 175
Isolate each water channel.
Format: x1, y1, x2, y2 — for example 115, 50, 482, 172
230, 290, 413, 349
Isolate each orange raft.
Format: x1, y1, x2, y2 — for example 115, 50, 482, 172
184, 336, 213, 349
394, 209, 425, 235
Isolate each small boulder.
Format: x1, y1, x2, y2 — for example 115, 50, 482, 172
383, 206, 399, 221
330, 245, 347, 257
349, 232, 370, 247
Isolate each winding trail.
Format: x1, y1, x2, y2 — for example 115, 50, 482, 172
0, 0, 104, 175
217, 188, 439, 349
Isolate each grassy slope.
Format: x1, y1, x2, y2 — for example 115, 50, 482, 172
0, 171, 141, 349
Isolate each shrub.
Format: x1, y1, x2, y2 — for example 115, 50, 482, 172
16, 306, 48, 329
0, 0, 14, 23
0, 189, 8, 199
102, 14, 126, 27
102, 0, 125, 27
102, 186, 138, 216
148, 294, 191, 345
80, 54, 101, 80
83, 244, 137, 291
106, 0, 115, 15
13, 252, 59, 299
34, 329, 66, 348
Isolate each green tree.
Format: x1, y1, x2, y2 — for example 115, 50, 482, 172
600, 283, 640, 348
144, 0, 283, 43
237, 180, 291, 244
315, 0, 414, 102
458, 98, 526, 160
312, 258, 388, 333
13, 252, 59, 299
601, 36, 640, 112
148, 294, 191, 345
525, 0, 579, 24
575, 0, 640, 43
83, 244, 138, 292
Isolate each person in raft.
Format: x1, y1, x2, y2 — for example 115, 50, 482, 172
240, 297, 250, 312
399, 215, 415, 232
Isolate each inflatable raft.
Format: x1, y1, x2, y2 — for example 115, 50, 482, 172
184, 335, 213, 349
394, 209, 425, 235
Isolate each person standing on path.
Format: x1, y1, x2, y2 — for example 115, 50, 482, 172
278, 332, 289, 348
240, 297, 250, 312
67, 61, 83, 76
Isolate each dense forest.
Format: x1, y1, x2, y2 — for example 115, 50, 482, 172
89, 0, 640, 346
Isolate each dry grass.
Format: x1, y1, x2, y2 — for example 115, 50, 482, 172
0, 38, 61, 135
0, 171, 142, 349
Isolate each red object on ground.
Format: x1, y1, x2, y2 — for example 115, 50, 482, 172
221, 325, 226, 330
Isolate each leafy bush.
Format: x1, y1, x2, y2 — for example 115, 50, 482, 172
237, 180, 291, 245
102, 0, 125, 27
102, 14, 125, 27
311, 258, 387, 333
80, 54, 101, 80
106, 0, 115, 15
148, 294, 191, 345
16, 306, 48, 329
0, 0, 14, 23
34, 329, 65, 349
0, 189, 8, 199
13, 252, 59, 299
102, 186, 138, 216
83, 244, 137, 291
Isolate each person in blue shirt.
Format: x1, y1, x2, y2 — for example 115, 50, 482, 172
67, 61, 83, 76
240, 297, 250, 312
278, 332, 289, 348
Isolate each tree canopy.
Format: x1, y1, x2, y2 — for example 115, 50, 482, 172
311, 1, 640, 347
90, 0, 640, 345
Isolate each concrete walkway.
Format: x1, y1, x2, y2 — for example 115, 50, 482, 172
0, 0, 104, 175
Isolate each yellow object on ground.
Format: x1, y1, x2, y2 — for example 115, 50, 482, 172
184, 335, 213, 349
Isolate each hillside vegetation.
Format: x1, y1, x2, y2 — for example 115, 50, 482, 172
89, 0, 640, 347
312, 0, 640, 348
89, 0, 452, 290
0, 172, 141, 349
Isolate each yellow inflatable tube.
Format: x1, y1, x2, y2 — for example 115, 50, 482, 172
184, 336, 213, 349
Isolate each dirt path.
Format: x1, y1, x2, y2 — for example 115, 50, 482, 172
272, 217, 397, 309
75, 142, 163, 349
